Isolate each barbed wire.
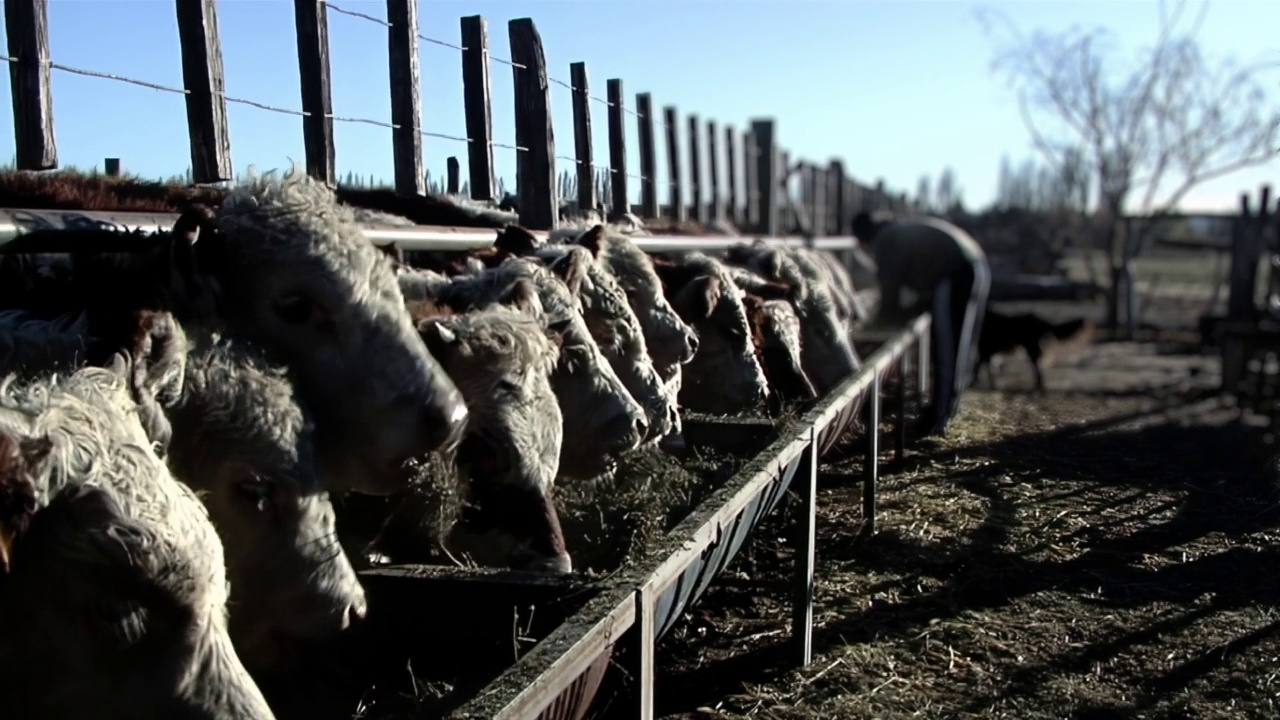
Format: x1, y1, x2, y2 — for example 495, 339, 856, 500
323, 0, 665, 129
0, 54, 528, 153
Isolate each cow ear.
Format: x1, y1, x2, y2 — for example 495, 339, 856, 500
545, 318, 571, 347
758, 281, 794, 302
683, 275, 722, 320
0, 434, 46, 574
576, 225, 606, 257
548, 250, 587, 297
128, 310, 189, 408
498, 279, 542, 317
419, 320, 460, 361
494, 224, 540, 256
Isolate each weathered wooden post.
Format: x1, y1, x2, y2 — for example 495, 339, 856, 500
508, 18, 556, 230
664, 106, 686, 223
294, 0, 336, 186
174, 0, 231, 183
569, 61, 595, 214
460, 15, 496, 201
6, 0, 56, 170
606, 79, 628, 216
635, 92, 659, 219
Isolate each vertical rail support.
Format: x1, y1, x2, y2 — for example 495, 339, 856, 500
175, 0, 232, 183
460, 15, 496, 201
294, 0, 336, 186
631, 587, 656, 720
606, 79, 628, 216
896, 349, 910, 461
917, 320, 931, 412
706, 119, 723, 224
743, 130, 760, 230
508, 18, 557, 230
687, 114, 705, 224
386, 0, 423, 196
725, 125, 739, 226
750, 119, 777, 235
790, 425, 819, 668
6, 0, 56, 170
635, 92, 659, 219
446, 156, 460, 195
863, 369, 881, 534
569, 61, 595, 214
663, 106, 686, 223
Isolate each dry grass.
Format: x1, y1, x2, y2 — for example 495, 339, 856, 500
641, 330, 1280, 720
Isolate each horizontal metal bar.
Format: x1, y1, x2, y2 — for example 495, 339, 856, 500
0, 207, 859, 253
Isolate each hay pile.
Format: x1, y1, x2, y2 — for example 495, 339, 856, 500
556, 445, 744, 574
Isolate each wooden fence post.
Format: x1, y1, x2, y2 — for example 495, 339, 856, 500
808, 161, 825, 237
606, 79, 629, 216
569, 61, 595, 214
776, 146, 790, 235
829, 161, 848, 234
386, 0, 423, 196
508, 18, 557, 230
743, 129, 761, 231
5, 0, 56, 169
635, 92, 659, 219
460, 15, 495, 201
174, 0, 231, 183
706, 119, 722, 224
725, 125, 739, 226
687, 114, 704, 223
294, 0, 336, 186
446, 156, 460, 194
664, 106, 686, 223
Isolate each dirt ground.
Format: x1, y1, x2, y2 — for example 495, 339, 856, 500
645, 299, 1280, 720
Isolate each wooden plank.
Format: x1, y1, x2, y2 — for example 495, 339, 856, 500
706, 119, 722, 223
724, 125, 739, 225
636, 589, 656, 720
663, 106, 685, 223
687, 114, 704, 223
790, 426, 818, 667
446, 156, 460, 195
385, 0, 423, 196
605, 79, 628, 216
294, 0, 336, 186
174, 0, 231, 183
750, 120, 777, 235
743, 130, 760, 230
569, 61, 595, 214
5, 0, 56, 169
808, 161, 825, 237
829, 160, 848, 234
460, 15, 495, 201
863, 370, 881, 533
508, 18, 557, 230
635, 92, 658, 219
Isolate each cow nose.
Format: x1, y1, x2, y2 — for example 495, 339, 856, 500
686, 333, 699, 358
633, 414, 649, 441
344, 598, 368, 630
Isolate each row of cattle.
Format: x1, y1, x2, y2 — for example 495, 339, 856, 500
0, 169, 876, 719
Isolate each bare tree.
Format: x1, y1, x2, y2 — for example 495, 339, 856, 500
979, 0, 1280, 333
916, 175, 933, 214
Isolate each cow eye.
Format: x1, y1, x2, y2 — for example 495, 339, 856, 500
274, 294, 316, 325
235, 478, 274, 512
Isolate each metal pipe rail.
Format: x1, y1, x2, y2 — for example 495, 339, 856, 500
451, 313, 932, 720
0, 207, 861, 253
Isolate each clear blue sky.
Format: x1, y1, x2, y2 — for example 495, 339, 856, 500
0, 0, 1276, 214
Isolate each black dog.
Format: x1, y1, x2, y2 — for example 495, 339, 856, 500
973, 308, 1093, 392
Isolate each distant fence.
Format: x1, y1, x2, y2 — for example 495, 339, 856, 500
1, 0, 915, 236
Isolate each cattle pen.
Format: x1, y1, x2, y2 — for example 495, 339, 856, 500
0, 1, 935, 718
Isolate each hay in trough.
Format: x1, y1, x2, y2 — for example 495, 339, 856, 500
557, 444, 745, 574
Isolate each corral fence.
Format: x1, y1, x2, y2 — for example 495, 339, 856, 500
0, 1, 939, 717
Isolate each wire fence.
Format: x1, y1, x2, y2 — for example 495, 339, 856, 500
0, 0, 903, 232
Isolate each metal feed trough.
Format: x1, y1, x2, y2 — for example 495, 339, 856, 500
0, 208, 933, 720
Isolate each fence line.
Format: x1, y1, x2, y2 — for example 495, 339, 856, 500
1, 0, 912, 233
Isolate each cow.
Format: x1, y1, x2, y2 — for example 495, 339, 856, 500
0, 168, 470, 496
726, 268, 818, 406
724, 243, 861, 394
399, 258, 647, 480
648, 251, 771, 414
160, 323, 368, 671
0, 360, 276, 719
492, 226, 678, 443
